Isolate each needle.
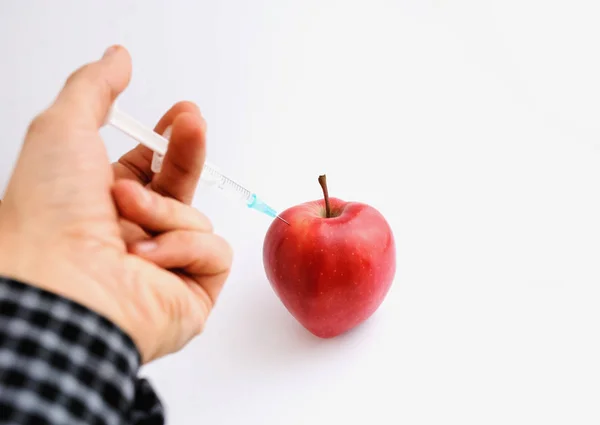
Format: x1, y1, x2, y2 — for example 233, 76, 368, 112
276, 216, 290, 225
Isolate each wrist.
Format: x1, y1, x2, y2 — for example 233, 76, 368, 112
0, 229, 135, 352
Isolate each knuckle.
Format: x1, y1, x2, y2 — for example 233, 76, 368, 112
117, 158, 153, 184
27, 111, 57, 135
159, 195, 213, 233
151, 181, 175, 201
203, 215, 214, 233
163, 196, 182, 223
215, 235, 234, 270
193, 210, 213, 232
187, 233, 232, 275
144, 188, 167, 219
65, 63, 92, 86
25, 110, 73, 143
96, 74, 113, 102
65, 63, 113, 102
193, 321, 206, 337
178, 230, 199, 247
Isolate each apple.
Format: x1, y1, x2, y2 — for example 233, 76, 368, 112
262, 174, 396, 338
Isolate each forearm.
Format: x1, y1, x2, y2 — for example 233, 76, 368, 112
0, 277, 164, 425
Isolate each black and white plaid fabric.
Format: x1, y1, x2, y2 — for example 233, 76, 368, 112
0, 277, 165, 424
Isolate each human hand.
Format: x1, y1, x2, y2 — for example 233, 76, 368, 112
0, 45, 232, 363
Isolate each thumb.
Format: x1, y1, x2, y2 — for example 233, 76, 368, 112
51, 45, 132, 128
3, 46, 132, 213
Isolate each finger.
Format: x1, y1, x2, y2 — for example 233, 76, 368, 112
130, 230, 232, 304
112, 179, 213, 233
118, 218, 152, 244
154, 101, 202, 136
123, 255, 212, 362
131, 230, 232, 276
150, 112, 207, 204
52, 45, 132, 128
112, 144, 154, 184
113, 101, 202, 184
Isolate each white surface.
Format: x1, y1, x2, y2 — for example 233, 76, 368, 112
2, 1, 600, 423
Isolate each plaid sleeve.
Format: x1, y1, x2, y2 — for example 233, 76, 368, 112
0, 277, 165, 425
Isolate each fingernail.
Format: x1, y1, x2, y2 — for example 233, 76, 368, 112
135, 241, 157, 253
102, 45, 119, 59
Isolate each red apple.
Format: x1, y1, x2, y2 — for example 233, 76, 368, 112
262, 174, 396, 338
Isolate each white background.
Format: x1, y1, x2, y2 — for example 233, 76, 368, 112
1, 1, 599, 424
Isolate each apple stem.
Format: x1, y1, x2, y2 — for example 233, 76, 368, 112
318, 174, 331, 218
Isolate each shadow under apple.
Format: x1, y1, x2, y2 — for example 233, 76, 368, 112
218, 280, 379, 371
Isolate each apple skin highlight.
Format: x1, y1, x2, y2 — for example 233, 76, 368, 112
262, 196, 396, 338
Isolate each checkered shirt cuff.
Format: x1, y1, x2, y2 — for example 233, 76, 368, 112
0, 277, 165, 425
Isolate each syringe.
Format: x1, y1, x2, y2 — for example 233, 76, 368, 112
106, 106, 289, 225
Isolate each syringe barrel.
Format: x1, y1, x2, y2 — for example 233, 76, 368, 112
106, 106, 262, 211
200, 162, 253, 205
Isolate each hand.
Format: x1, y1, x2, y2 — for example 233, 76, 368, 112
0, 45, 232, 363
